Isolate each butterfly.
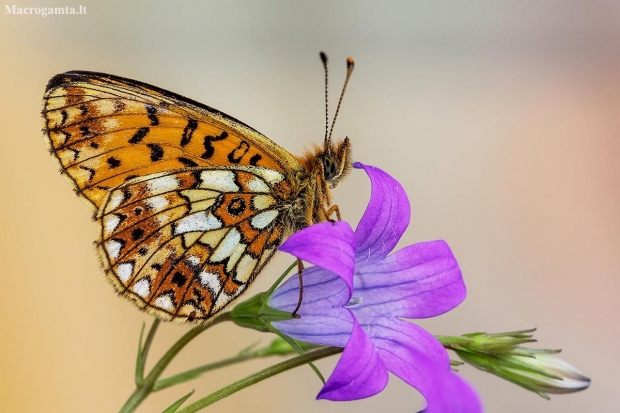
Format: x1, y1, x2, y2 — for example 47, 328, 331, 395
42, 53, 354, 322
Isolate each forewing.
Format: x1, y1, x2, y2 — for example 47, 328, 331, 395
96, 166, 287, 322
42, 71, 302, 208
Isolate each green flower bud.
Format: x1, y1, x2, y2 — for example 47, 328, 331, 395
449, 330, 590, 399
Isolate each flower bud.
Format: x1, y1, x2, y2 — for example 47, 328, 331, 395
451, 330, 590, 398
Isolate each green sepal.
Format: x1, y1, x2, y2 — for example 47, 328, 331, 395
231, 292, 293, 332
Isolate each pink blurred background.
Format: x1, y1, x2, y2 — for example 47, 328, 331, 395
1, 1, 618, 412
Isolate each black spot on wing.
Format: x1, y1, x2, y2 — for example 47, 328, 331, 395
116, 213, 128, 225
172, 272, 187, 287
177, 157, 198, 167
128, 127, 149, 144
180, 119, 198, 146
79, 126, 92, 137
201, 131, 228, 159
131, 228, 145, 241
147, 143, 164, 162
146, 105, 159, 126
249, 154, 262, 166
107, 157, 121, 169
121, 188, 132, 205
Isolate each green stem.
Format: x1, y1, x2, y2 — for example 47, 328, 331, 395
135, 319, 161, 385
153, 351, 258, 391
119, 312, 233, 413
176, 346, 343, 413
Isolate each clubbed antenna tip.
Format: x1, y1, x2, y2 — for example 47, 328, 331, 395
320, 51, 328, 66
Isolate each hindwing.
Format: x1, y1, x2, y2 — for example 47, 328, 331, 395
96, 166, 287, 322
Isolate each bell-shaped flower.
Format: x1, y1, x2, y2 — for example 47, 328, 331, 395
268, 163, 481, 412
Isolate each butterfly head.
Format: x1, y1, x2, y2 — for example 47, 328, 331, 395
321, 137, 351, 189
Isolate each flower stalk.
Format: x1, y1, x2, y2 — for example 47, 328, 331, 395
120, 313, 232, 413
174, 346, 342, 413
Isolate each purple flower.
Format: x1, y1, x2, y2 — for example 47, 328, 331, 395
268, 163, 482, 412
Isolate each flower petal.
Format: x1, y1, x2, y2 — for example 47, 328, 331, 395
352, 240, 466, 319
270, 267, 354, 347
370, 318, 450, 398
353, 163, 411, 262
279, 221, 356, 293
420, 373, 484, 413
271, 311, 354, 347
318, 313, 389, 400
269, 266, 350, 313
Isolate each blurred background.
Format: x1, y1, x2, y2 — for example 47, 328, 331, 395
1, 1, 618, 412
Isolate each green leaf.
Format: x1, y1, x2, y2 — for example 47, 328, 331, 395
135, 322, 146, 385
162, 389, 195, 413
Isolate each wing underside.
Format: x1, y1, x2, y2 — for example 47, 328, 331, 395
42, 71, 302, 208
97, 166, 288, 322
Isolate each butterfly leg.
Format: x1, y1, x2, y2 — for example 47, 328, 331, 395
291, 259, 305, 318
325, 204, 342, 221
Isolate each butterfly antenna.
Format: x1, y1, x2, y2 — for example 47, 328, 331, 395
327, 57, 355, 145
320, 52, 329, 145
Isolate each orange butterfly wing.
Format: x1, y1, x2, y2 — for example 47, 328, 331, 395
42, 71, 303, 209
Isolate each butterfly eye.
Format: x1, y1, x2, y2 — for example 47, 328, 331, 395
322, 156, 338, 180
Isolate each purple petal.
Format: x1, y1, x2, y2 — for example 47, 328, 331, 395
270, 266, 353, 347
269, 266, 350, 313
280, 221, 356, 293
353, 163, 411, 262
352, 240, 466, 319
421, 373, 484, 413
370, 318, 450, 397
318, 313, 389, 400
271, 311, 354, 347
